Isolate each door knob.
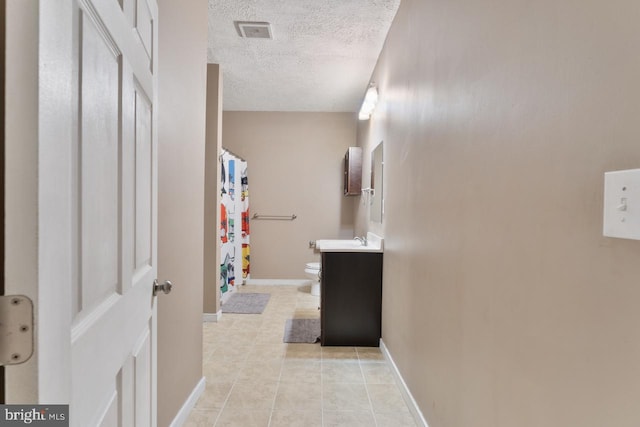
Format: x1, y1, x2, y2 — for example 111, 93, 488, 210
153, 279, 173, 296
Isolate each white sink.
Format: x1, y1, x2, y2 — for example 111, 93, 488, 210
316, 233, 383, 253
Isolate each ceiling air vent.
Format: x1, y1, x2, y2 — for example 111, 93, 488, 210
235, 21, 273, 39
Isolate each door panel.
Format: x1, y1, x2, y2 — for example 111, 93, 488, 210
69, 0, 158, 425
133, 328, 152, 427
4, 0, 157, 420
79, 8, 121, 312
135, 89, 153, 272
118, 355, 135, 425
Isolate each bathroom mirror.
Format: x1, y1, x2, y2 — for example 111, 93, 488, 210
370, 141, 384, 223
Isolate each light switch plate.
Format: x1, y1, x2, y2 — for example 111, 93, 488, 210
603, 168, 640, 240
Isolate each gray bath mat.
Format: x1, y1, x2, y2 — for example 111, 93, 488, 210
283, 318, 321, 343
221, 293, 270, 314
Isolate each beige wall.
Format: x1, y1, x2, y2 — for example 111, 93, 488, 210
4, 0, 38, 403
223, 112, 357, 279
357, 0, 640, 426
203, 64, 223, 315
157, 0, 207, 425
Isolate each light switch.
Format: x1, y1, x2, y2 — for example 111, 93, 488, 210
603, 169, 640, 240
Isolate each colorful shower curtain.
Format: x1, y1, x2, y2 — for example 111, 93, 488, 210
220, 150, 250, 301
240, 162, 250, 279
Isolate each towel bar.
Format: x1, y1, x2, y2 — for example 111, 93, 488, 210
252, 213, 297, 220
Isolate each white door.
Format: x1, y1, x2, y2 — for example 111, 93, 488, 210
27, 1, 158, 425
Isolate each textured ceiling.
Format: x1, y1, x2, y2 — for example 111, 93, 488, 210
207, 0, 401, 112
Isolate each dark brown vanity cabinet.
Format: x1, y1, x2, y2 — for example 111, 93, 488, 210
343, 147, 362, 195
320, 251, 383, 346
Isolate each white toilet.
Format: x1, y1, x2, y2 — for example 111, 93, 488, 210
304, 262, 321, 296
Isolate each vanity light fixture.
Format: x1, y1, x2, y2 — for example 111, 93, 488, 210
358, 84, 378, 120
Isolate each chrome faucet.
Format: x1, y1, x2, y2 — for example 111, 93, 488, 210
353, 236, 367, 246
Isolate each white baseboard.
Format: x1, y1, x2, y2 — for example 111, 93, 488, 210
245, 279, 311, 286
380, 339, 429, 427
169, 376, 206, 427
202, 311, 221, 323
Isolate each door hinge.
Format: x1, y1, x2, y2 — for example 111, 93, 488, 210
0, 295, 34, 366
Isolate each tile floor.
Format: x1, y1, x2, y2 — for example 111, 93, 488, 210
185, 285, 417, 427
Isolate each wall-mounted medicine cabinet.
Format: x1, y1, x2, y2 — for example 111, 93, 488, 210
343, 147, 362, 196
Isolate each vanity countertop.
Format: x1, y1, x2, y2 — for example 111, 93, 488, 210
315, 233, 383, 253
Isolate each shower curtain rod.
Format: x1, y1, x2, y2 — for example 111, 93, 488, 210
221, 147, 246, 161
